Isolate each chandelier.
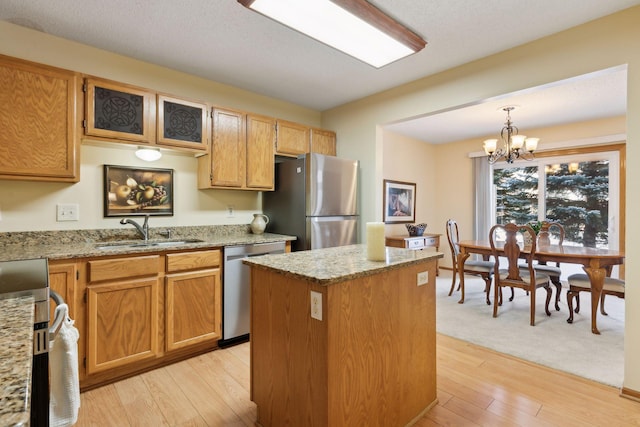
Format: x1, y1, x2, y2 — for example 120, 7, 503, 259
483, 106, 539, 164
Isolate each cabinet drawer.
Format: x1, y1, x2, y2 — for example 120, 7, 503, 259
88, 255, 160, 282
424, 237, 438, 247
407, 238, 426, 249
166, 249, 221, 273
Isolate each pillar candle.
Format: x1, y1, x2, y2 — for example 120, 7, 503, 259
366, 222, 386, 261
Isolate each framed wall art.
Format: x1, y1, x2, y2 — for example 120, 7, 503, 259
104, 165, 174, 217
383, 179, 416, 224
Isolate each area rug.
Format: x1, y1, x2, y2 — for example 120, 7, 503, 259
435, 271, 624, 387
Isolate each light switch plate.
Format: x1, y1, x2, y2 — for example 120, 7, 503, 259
56, 203, 79, 221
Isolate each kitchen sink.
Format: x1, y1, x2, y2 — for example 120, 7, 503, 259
94, 239, 204, 250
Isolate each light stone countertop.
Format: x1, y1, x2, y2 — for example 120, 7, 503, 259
0, 296, 34, 427
243, 244, 443, 285
0, 225, 295, 262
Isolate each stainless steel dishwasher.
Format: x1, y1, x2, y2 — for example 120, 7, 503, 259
220, 241, 286, 347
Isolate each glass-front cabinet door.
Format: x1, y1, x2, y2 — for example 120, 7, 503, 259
84, 78, 156, 143
157, 94, 209, 152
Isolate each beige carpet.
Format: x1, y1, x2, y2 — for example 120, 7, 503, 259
435, 270, 624, 387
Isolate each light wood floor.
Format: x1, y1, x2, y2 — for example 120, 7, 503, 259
74, 335, 640, 426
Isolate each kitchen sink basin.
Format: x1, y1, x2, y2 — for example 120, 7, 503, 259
94, 239, 204, 250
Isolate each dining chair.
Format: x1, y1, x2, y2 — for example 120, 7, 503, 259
490, 223, 552, 326
566, 274, 625, 324
521, 221, 565, 311
446, 219, 494, 305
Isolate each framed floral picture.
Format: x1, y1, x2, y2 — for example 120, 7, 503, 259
383, 179, 416, 224
104, 165, 174, 217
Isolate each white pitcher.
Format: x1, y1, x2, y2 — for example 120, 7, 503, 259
251, 213, 269, 234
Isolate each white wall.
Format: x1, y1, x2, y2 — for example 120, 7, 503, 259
381, 129, 438, 237
0, 144, 262, 231
323, 7, 640, 394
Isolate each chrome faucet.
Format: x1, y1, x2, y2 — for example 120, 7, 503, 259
120, 215, 150, 241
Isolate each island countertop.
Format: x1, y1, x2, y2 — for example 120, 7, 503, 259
0, 296, 34, 427
243, 244, 443, 285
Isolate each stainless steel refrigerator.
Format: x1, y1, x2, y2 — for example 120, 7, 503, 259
263, 153, 359, 251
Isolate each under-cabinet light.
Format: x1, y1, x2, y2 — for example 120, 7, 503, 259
135, 147, 162, 162
238, 0, 426, 68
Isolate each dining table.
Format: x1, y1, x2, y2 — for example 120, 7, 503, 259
456, 240, 625, 334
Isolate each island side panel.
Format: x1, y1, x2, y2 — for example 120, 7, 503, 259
250, 268, 328, 426
326, 260, 437, 426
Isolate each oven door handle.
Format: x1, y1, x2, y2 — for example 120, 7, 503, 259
49, 303, 69, 339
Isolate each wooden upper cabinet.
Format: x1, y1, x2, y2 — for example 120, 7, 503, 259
310, 128, 337, 156
209, 107, 246, 188
246, 114, 275, 190
157, 94, 209, 152
275, 120, 310, 156
0, 55, 81, 182
84, 77, 156, 144
198, 108, 275, 190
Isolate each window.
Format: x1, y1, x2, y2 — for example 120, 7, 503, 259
492, 152, 618, 249
490, 150, 621, 276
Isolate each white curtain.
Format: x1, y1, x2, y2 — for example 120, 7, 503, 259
473, 156, 491, 241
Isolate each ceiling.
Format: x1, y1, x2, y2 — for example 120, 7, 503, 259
1, 0, 636, 144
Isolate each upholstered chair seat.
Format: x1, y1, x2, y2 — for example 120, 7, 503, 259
566, 273, 625, 323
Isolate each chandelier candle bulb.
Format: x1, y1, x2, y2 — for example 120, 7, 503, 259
366, 222, 386, 261
525, 137, 539, 152
483, 139, 498, 155
511, 135, 526, 149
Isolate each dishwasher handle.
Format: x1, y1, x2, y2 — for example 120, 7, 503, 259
224, 241, 286, 258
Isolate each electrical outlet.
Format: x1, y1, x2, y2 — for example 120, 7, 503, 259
310, 291, 323, 321
227, 205, 235, 217
56, 203, 79, 221
417, 271, 428, 286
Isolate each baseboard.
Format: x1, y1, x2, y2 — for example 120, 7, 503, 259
620, 386, 640, 402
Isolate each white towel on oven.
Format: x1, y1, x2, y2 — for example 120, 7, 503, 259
49, 304, 80, 427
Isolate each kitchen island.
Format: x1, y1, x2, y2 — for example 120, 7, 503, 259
244, 244, 442, 427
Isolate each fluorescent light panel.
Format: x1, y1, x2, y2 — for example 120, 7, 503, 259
239, 0, 425, 68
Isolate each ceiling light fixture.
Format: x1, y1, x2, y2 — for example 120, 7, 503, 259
237, 0, 426, 68
135, 147, 162, 162
483, 106, 539, 164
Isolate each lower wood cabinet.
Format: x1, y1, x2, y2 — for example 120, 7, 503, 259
166, 269, 221, 351
165, 249, 221, 351
48, 261, 77, 320
76, 248, 221, 389
86, 277, 160, 374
